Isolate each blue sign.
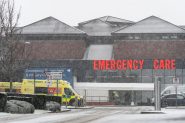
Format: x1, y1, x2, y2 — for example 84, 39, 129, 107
24, 68, 73, 86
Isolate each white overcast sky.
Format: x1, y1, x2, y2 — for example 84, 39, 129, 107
15, 0, 185, 27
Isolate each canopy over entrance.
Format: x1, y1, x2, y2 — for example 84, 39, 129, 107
74, 82, 154, 91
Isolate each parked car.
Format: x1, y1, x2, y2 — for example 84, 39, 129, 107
161, 94, 185, 107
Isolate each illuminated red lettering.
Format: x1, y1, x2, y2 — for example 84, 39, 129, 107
165, 59, 171, 69
106, 60, 110, 70
122, 60, 127, 70
153, 59, 176, 70
110, 60, 115, 70
99, 60, 105, 70
139, 60, 144, 69
117, 60, 122, 70
160, 60, 165, 69
171, 59, 176, 69
133, 60, 138, 70
127, 60, 133, 70
153, 59, 159, 70
93, 60, 98, 70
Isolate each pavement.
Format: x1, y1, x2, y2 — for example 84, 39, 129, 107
1, 106, 185, 123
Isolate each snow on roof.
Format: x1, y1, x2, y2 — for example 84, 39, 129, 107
77, 16, 134, 36
99, 16, 134, 23
114, 16, 185, 34
79, 16, 134, 25
78, 19, 118, 36
84, 44, 113, 60
17, 16, 85, 34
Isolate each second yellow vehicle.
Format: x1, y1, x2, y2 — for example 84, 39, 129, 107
21, 79, 83, 106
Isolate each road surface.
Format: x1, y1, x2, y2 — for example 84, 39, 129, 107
1, 106, 185, 123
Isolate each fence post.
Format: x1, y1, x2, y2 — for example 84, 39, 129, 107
34, 72, 36, 94
75, 96, 78, 108
65, 95, 68, 109
84, 89, 86, 107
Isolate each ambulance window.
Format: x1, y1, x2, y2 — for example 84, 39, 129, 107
64, 88, 73, 96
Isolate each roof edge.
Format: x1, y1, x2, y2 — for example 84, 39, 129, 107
112, 15, 185, 34
17, 16, 86, 34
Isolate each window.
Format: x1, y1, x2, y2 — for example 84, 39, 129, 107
134, 36, 140, 40
35, 87, 48, 94
165, 70, 175, 76
166, 94, 176, 99
128, 36, 133, 39
176, 69, 183, 84
142, 76, 153, 83
170, 35, 178, 39
142, 69, 153, 83
177, 95, 184, 99
153, 70, 164, 76
162, 36, 169, 39
165, 76, 173, 84
85, 70, 94, 78
176, 69, 182, 76
64, 88, 74, 96
130, 70, 141, 83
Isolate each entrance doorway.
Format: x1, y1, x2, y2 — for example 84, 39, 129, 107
109, 90, 153, 106
110, 90, 132, 105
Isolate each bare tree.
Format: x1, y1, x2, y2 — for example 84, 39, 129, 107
0, 0, 31, 92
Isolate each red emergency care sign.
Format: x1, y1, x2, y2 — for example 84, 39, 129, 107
93, 59, 176, 70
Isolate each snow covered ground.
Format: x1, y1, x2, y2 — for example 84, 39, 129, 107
90, 108, 185, 123
1, 106, 185, 123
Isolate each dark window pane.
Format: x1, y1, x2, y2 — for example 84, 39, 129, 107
142, 76, 153, 83
142, 69, 152, 76
153, 70, 164, 76
165, 70, 175, 76
166, 95, 176, 98
176, 69, 182, 76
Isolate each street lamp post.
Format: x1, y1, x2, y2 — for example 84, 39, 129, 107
154, 76, 161, 111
